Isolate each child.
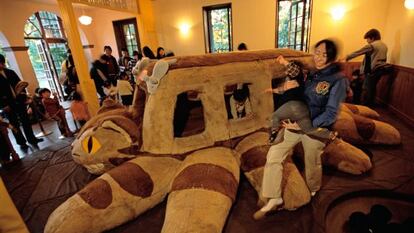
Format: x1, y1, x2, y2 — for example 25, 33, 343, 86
266, 56, 306, 142
117, 72, 134, 106
103, 81, 118, 101
0, 116, 19, 165
70, 92, 91, 127
39, 88, 73, 139
229, 84, 252, 119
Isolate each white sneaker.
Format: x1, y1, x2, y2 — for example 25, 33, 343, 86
253, 198, 283, 220
58, 135, 66, 139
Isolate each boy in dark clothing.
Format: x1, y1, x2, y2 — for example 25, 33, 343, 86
350, 69, 364, 104
103, 46, 119, 86
90, 55, 109, 100
266, 56, 308, 142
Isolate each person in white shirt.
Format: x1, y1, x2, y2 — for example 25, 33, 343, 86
117, 72, 134, 106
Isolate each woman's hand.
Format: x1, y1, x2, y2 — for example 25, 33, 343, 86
276, 55, 289, 66
282, 119, 301, 130
282, 80, 299, 91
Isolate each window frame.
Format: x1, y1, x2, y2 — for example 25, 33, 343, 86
24, 11, 68, 100
275, 0, 313, 52
112, 18, 141, 57
202, 3, 233, 54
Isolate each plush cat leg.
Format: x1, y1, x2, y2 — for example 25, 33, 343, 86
234, 131, 311, 211
322, 138, 372, 175
161, 147, 239, 233
341, 103, 380, 119
45, 155, 182, 233
333, 110, 401, 145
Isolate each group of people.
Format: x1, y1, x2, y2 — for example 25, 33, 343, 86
253, 29, 389, 219
90, 45, 173, 106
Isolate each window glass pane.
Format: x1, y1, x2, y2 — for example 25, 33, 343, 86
206, 6, 232, 53
277, 1, 292, 48
24, 15, 42, 38
39, 11, 63, 38
49, 43, 67, 76
277, 0, 312, 51
123, 23, 138, 55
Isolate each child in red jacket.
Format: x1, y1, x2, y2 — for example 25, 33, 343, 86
39, 88, 73, 139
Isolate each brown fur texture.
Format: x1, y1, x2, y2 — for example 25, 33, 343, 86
78, 179, 112, 209
162, 147, 239, 233
334, 110, 401, 145
342, 103, 380, 119
53, 49, 400, 232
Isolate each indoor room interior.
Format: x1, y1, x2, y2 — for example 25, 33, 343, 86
1, 0, 414, 233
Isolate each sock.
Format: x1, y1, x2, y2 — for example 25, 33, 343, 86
260, 198, 283, 212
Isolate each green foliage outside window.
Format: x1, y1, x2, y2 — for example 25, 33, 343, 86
210, 8, 231, 53
277, 0, 311, 51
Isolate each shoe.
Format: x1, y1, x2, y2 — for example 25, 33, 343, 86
268, 130, 278, 143
58, 135, 66, 139
28, 138, 44, 145
253, 198, 283, 220
19, 144, 29, 150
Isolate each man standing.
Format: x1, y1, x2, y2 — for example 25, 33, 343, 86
103, 46, 119, 86
346, 29, 388, 106
0, 54, 42, 149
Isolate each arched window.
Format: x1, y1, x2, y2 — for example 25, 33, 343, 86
24, 11, 68, 99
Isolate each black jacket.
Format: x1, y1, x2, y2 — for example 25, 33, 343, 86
90, 61, 109, 85
0, 68, 21, 109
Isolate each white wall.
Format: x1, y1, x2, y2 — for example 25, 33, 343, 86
383, 2, 414, 67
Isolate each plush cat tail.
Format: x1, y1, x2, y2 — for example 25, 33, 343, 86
234, 131, 310, 210
45, 155, 182, 233
161, 147, 239, 233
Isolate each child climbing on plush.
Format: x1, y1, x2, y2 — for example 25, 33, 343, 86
40, 88, 73, 139
265, 56, 305, 142
230, 84, 252, 119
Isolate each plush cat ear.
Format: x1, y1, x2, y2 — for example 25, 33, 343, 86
147, 60, 170, 94
132, 57, 151, 76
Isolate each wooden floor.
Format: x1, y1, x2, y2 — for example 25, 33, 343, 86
4, 102, 79, 161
